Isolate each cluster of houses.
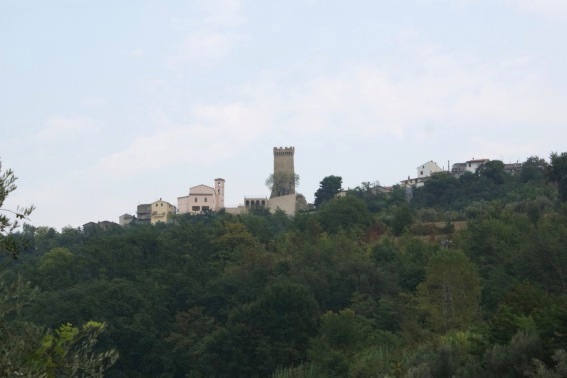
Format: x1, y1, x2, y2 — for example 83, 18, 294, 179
84, 181, 226, 230
83, 147, 304, 229
83, 151, 522, 230
399, 158, 522, 189
118, 179, 227, 226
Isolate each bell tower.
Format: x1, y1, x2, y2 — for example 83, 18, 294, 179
214, 178, 225, 210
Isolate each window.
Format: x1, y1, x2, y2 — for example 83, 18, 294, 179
194, 197, 198, 202
204, 197, 207, 202
202, 206, 210, 211
192, 206, 200, 211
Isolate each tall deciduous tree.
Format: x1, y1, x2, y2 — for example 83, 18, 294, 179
391, 205, 414, 236
308, 309, 374, 377
266, 172, 300, 198
317, 196, 373, 234
417, 249, 481, 333
477, 160, 506, 185
412, 173, 459, 208
548, 152, 567, 202
521, 156, 548, 183
314, 175, 343, 208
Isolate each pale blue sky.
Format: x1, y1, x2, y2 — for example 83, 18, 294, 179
2, 0, 566, 230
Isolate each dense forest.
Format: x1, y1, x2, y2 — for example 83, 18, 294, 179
2, 153, 567, 377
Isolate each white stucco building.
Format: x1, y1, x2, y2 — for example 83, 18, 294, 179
465, 159, 490, 173
451, 158, 489, 176
417, 161, 442, 178
401, 160, 443, 188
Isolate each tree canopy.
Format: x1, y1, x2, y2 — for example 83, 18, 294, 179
314, 175, 343, 207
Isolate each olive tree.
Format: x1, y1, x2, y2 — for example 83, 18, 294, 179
0, 161, 35, 258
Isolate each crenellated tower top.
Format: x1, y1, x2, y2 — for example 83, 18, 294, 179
273, 146, 295, 154
273, 147, 295, 173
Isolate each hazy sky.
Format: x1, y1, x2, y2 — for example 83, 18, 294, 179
2, 0, 566, 230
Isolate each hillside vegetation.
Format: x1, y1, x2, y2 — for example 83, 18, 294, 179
2, 154, 567, 377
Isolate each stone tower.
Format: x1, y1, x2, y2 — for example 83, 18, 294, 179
271, 146, 295, 198
214, 178, 225, 210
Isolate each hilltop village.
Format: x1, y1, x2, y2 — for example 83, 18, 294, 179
83, 147, 523, 230
8, 150, 567, 377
